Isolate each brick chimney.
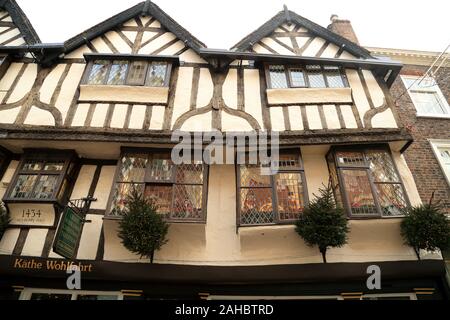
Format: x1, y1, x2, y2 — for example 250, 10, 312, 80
327, 14, 360, 45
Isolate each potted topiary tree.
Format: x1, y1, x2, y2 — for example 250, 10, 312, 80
401, 195, 450, 260
118, 186, 169, 263
0, 204, 10, 240
295, 183, 349, 263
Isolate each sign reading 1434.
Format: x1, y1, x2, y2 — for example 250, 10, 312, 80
22, 208, 42, 219
7, 203, 56, 227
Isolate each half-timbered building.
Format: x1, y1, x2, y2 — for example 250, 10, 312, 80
0, 1, 447, 300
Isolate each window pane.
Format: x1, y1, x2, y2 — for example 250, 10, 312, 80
32, 175, 58, 199
110, 183, 145, 215
306, 65, 326, 88
269, 65, 288, 88
411, 91, 447, 114
240, 188, 274, 225
172, 184, 203, 220
289, 68, 306, 87
366, 150, 400, 182
175, 163, 203, 184
275, 153, 301, 170
22, 160, 43, 171
240, 165, 271, 187
11, 175, 37, 198
43, 161, 65, 171
148, 156, 174, 182
327, 153, 344, 208
30, 293, 72, 300
118, 154, 148, 183
276, 173, 304, 221
77, 295, 118, 301
127, 61, 147, 85
376, 183, 407, 217
439, 148, 450, 177
336, 151, 366, 167
147, 62, 167, 87
107, 61, 128, 85
324, 66, 345, 88
145, 185, 172, 215
88, 60, 109, 84
341, 169, 378, 215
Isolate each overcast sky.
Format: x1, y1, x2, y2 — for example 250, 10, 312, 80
18, 0, 449, 53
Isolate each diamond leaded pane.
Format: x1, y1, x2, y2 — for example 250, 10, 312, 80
22, 160, 44, 171
32, 175, 58, 199
117, 154, 148, 183
12, 175, 37, 199
341, 169, 378, 216
376, 183, 407, 217
276, 173, 304, 221
145, 185, 173, 215
306, 65, 326, 88
336, 151, 366, 167
147, 62, 167, 87
269, 65, 288, 88
327, 154, 343, 208
148, 156, 174, 182
172, 184, 203, 220
107, 61, 128, 85
324, 66, 345, 88
88, 60, 109, 84
289, 68, 306, 87
366, 150, 400, 182
240, 188, 274, 225
110, 183, 145, 215
240, 165, 271, 187
175, 163, 203, 184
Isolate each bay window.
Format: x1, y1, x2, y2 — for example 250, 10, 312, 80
327, 146, 409, 218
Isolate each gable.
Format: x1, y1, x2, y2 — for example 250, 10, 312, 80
0, 0, 40, 45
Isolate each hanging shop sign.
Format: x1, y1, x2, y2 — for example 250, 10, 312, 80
53, 206, 85, 259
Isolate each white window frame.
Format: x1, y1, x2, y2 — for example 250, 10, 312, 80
18, 288, 124, 300
401, 75, 450, 119
429, 139, 450, 187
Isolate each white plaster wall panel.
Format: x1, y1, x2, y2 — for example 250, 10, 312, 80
243, 69, 263, 128
302, 37, 326, 57
274, 27, 286, 32
362, 69, 384, 107
91, 166, 116, 210
196, 68, 214, 107
340, 104, 358, 128
276, 36, 295, 49
323, 105, 341, 129
105, 31, 131, 54
270, 107, 285, 131
139, 32, 176, 54
222, 69, 238, 109
70, 165, 96, 199
345, 68, 370, 126
21, 228, 48, 257
7, 63, 37, 103
0, 27, 8, 33
140, 31, 159, 44
180, 112, 212, 132
7, 38, 26, 46
281, 23, 295, 31
295, 37, 310, 49
139, 16, 152, 26
179, 49, 207, 64
221, 112, 253, 132
339, 51, 356, 59
110, 104, 128, 128
55, 63, 86, 121
301, 145, 330, 199
149, 19, 160, 28
0, 228, 20, 255
171, 67, 193, 127
288, 106, 303, 130
71, 104, 90, 126
149, 105, 165, 130
76, 214, 103, 260
260, 37, 294, 55
320, 43, 340, 58
122, 31, 138, 44
305, 105, 322, 130
103, 219, 146, 262
24, 106, 55, 126
0, 107, 20, 124
65, 45, 92, 59
392, 152, 422, 207
371, 109, 397, 128
90, 104, 109, 127
128, 104, 146, 129
252, 43, 272, 54
0, 28, 20, 43
159, 40, 185, 55
0, 63, 22, 93
90, 37, 113, 53
39, 64, 65, 104
123, 18, 138, 27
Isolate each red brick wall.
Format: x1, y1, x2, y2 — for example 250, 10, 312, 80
391, 65, 450, 213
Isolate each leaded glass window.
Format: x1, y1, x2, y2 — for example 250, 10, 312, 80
238, 151, 307, 226
108, 150, 207, 222
328, 147, 408, 218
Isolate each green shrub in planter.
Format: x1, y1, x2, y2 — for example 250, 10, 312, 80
295, 183, 349, 263
118, 187, 169, 263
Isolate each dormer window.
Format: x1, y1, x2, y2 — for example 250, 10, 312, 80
85, 59, 171, 87
267, 64, 348, 89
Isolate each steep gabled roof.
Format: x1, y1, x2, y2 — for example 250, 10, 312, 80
0, 0, 40, 45
62, 1, 205, 56
231, 9, 373, 59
